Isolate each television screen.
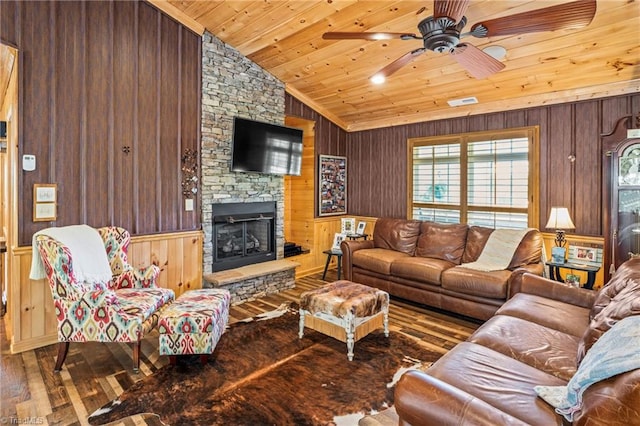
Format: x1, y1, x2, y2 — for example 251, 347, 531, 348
231, 117, 303, 176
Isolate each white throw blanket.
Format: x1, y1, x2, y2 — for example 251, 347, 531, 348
29, 224, 113, 285
460, 228, 530, 272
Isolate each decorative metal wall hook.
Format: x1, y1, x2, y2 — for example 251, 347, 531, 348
122, 146, 131, 155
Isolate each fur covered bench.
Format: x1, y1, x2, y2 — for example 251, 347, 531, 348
299, 280, 389, 361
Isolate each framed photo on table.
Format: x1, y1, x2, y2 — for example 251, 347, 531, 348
341, 218, 355, 234
319, 155, 347, 216
331, 233, 346, 251
356, 221, 366, 235
568, 245, 602, 267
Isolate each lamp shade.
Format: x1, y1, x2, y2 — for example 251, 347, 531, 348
545, 207, 575, 230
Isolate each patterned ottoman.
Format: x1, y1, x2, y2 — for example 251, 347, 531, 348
158, 289, 231, 363
299, 280, 389, 361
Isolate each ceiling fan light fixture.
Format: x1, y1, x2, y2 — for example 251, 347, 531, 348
482, 45, 507, 60
370, 74, 386, 84
451, 43, 506, 79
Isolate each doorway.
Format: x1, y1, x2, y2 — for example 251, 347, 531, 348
0, 42, 18, 321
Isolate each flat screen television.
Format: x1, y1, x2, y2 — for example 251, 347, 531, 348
231, 117, 303, 176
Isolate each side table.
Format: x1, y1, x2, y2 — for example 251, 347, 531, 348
545, 260, 600, 290
322, 249, 343, 280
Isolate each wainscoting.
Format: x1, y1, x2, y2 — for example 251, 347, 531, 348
7, 230, 203, 353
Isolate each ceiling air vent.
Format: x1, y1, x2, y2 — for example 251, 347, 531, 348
447, 96, 478, 107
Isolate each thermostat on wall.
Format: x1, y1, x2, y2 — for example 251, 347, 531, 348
22, 154, 36, 171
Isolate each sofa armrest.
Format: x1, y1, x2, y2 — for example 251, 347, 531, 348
519, 273, 596, 309
395, 370, 527, 426
340, 239, 374, 281
508, 264, 544, 298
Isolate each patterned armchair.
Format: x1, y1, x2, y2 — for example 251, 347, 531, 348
35, 226, 175, 372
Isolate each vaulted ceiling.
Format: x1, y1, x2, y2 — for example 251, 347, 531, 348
159, 1, 638, 131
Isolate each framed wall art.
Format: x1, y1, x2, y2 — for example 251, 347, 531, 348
33, 183, 57, 222
319, 155, 347, 216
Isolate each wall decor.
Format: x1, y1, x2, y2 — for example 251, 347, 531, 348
568, 245, 602, 267
331, 232, 346, 250
341, 217, 355, 234
181, 148, 199, 199
319, 155, 346, 216
33, 183, 57, 221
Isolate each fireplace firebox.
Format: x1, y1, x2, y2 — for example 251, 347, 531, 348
212, 202, 276, 272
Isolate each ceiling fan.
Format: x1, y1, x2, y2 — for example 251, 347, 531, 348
322, 0, 597, 82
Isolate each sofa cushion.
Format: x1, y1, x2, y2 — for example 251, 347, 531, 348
461, 226, 493, 263
352, 248, 410, 276
496, 293, 590, 337
469, 315, 580, 381
507, 229, 543, 269
390, 256, 454, 286
372, 218, 421, 255
441, 266, 511, 299
576, 262, 640, 363
415, 221, 468, 264
426, 342, 566, 426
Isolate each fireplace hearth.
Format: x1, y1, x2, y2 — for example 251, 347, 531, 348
212, 202, 276, 272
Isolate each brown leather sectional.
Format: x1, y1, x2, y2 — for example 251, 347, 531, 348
394, 259, 640, 425
341, 218, 544, 320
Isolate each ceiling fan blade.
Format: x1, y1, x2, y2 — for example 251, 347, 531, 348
434, 0, 471, 23
470, 0, 596, 37
323, 32, 417, 41
450, 43, 505, 79
370, 48, 426, 81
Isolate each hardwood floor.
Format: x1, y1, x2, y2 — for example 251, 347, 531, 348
0, 271, 481, 426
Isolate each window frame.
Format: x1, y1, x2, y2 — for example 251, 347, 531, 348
407, 126, 540, 228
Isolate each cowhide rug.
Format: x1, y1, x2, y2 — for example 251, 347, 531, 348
89, 303, 441, 426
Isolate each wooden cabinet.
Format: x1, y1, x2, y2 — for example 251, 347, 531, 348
603, 114, 640, 280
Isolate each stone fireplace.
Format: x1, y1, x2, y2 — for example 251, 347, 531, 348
200, 32, 286, 275
212, 202, 276, 271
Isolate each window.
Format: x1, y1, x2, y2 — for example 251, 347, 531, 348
408, 127, 539, 229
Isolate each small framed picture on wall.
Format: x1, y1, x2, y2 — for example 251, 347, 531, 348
33, 183, 57, 222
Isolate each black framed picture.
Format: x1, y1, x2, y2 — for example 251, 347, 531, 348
319, 155, 347, 216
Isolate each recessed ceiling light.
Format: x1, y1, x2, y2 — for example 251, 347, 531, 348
482, 45, 507, 60
370, 74, 386, 84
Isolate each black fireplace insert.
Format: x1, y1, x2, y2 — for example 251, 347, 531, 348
212, 202, 276, 271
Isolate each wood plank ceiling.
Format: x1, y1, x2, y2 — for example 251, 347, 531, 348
0, 0, 640, 131
160, 1, 637, 130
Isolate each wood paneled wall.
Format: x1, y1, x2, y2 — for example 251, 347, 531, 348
286, 93, 640, 238
9, 230, 203, 353
0, 1, 201, 246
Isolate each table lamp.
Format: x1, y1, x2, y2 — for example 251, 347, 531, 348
545, 207, 575, 247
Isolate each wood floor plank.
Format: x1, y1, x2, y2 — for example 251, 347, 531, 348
20, 351, 53, 416
1, 272, 481, 425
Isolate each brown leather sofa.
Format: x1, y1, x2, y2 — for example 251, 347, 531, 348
341, 218, 543, 320
394, 258, 640, 425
